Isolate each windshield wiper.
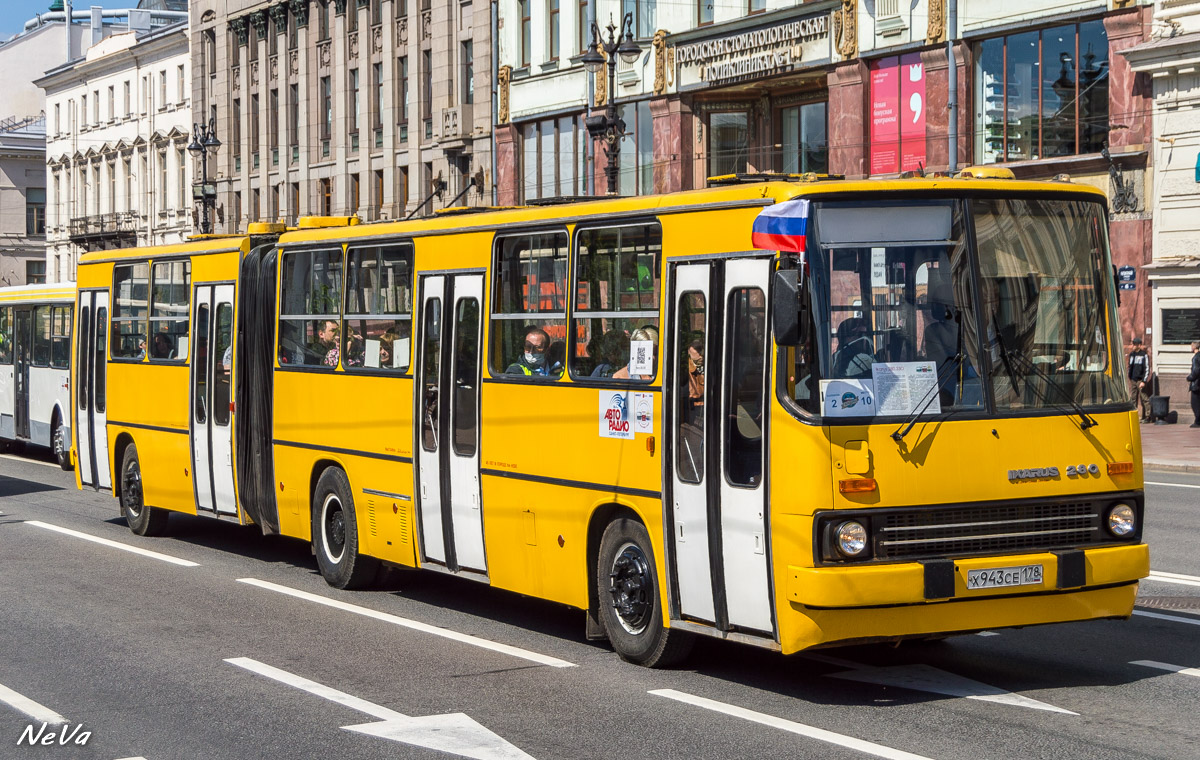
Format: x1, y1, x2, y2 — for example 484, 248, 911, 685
893, 309, 963, 443
993, 328, 1098, 431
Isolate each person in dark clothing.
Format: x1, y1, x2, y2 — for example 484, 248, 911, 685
1127, 337, 1150, 421
1188, 341, 1200, 428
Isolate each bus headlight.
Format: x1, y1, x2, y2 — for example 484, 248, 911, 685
1107, 504, 1136, 537
835, 520, 868, 557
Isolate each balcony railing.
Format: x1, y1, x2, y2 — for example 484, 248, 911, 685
68, 211, 139, 251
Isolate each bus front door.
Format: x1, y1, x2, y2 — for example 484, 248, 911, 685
76, 290, 111, 489
416, 272, 486, 574
190, 283, 238, 517
14, 308, 31, 439
668, 258, 774, 636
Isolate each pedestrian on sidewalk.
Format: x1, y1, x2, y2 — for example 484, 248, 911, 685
1128, 337, 1150, 421
1188, 341, 1200, 428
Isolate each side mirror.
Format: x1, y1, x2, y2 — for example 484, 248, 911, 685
772, 267, 809, 347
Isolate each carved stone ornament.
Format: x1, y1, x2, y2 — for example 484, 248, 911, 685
333, 0, 347, 14
498, 65, 512, 124
373, 25, 382, 54
318, 40, 332, 69
271, 4, 289, 34
289, 0, 310, 28
834, 0, 858, 60
230, 17, 249, 46
422, 10, 432, 41
250, 60, 260, 86
289, 50, 299, 76
349, 31, 359, 59
652, 30, 669, 96
270, 55, 279, 81
251, 9, 269, 40
926, 0, 945, 45
595, 48, 609, 106
232, 66, 241, 91
398, 16, 408, 46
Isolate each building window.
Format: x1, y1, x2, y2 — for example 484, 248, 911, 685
489, 232, 569, 378
748, 0, 765, 13
617, 100, 654, 195
250, 93, 260, 156
349, 68, 360, 134
318, 0, 330, 40
320, 177, 332, 215
399, 166, 408, 214
698, 0, 713, 25
252, 188, 261, 221
232, 98, 242, 157
233, 190, 242, 231
177, 64, 186, 104
780, 101, 828, 174
269, 88, 280, 160
26, 260, 46, 285
290, 182, 300, 224
124, 81, 131, 117
622, 0, 655, 38
177, 148, 187, 210
351, 173, 361, 213
158, 151, 168, 211
708, 110, 749, 178
54, 103, 60, 134
520, 115, 588, 201
26, 188, 45, 236
398, 56, 409, 142
107, 86, 115, 121
578, 0, 589, 53
123, 156, 132, 209
374, 169, 384, 217
93, 90, 99, 124
321, 76, 333, 139
80, 94, 87, 128
398, 0, 407, 17
548, 0, 560, 61
421, 50, 432, 138
462, 41, 474, 105
519, 0, 531, 66
288, 83, 299, 158
159, 71, 167, 109
372, 62, 383, 129
976, 20, 1108, 163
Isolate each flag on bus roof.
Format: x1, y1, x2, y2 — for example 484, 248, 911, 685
751, 198, 810, 254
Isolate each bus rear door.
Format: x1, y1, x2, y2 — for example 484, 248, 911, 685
190, 283, 238, 517
667, 257, 774, 636
76, 290, 111, 489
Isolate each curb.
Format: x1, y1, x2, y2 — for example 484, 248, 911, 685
1144, 462, 1200, 475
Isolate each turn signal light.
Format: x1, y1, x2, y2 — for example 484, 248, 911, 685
839, 478, 877, 493
1108, 461, 1135, 475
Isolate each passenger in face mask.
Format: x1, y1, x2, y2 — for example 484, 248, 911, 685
506, 325, 561, 377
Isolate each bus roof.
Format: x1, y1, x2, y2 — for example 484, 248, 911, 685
277, 176, 1107, 246
0, 282, 76, 304
77, 234, 251, 265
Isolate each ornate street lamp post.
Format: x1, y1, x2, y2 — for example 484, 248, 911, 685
581, 14, 642, 195
187, 118, 222, 234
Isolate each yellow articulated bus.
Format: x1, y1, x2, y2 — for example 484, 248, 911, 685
0, 283, 76, 469
74, 174, 1149, 666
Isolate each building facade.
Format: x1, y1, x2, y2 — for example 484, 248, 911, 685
1124, 0, 1200, 409
0, 116, 49, 285
39, 21, 193, 283
191, 0, 493, 231
496, 0, 1154, 341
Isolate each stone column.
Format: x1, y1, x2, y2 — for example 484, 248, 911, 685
649, 96, 691, 194
827, 59, 869, 179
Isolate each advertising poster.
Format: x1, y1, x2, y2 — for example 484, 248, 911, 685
899, 52, 927, 171
870, 60, 900, 175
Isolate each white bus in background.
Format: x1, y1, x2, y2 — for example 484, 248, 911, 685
0, 284, 75, 469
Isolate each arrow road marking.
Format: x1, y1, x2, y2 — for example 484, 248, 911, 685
26, 521, 199, 567
226, 657, 535, 760
1130, 660, 1200, 678
0, 682, 67, 724
649, 689, 936, 760
825, 663, 1077, 715
238, 578, 574, 668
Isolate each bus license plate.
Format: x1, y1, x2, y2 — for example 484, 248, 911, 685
966, 564, 1043, 590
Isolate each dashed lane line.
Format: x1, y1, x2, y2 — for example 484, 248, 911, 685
1145, 481, 1200, 490
1130, 660, 1200, 678
0, 682, 67, 724
237, 578, 575, 669
1132, 610, 1200, 627
650, 689, 937, 760
1146, 570, 1200, 587
226, 658, 404, 720
26, 521, 200, 567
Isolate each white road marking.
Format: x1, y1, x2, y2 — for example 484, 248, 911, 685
826, 664, 1077, 715
0, 453, 60, 469
1130, 660, 1200, 678
1146, 481, 1200, 490
228, 657, 534, 760
1133, 610, 1200, 627
976, 631, 1001, 637
649, 689, 936, 760
26, 521, 199, 567
114, 757, 149, 759
0, 682, 67, 724
1147, 570, 1200, 587
237, 578, 574, 668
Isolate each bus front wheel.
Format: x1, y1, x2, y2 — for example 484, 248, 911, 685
311, 467, 379, 590
52, 414, 71, 471
121, 444, 168, 536
597, 517, 693, 668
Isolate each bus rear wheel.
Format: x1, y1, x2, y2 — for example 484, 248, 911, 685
597, 517, 693, 668
311, 467, 378, 590
52, 414, 71, 471
121, 443, 168, 536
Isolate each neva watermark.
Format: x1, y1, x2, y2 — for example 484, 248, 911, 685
17, 722, 91, 747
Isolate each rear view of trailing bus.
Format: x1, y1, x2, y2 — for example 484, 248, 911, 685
0, 284, 76, 469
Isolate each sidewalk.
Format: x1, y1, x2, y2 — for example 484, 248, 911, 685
1141, 417, 1200, 473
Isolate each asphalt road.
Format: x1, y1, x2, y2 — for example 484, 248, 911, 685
1, 448, 1198, 760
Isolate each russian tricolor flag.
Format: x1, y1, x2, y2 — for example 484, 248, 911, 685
751, 198, 810, 254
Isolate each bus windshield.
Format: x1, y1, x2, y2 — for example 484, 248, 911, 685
789, 196, 1127, 420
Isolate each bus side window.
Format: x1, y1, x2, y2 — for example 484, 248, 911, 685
489, 231, 568, 379
278, 248, 343, 367
0, 306, 11, 364
112, 262, 150, 359
150, 261, 190, 361
33, 306, 51, 367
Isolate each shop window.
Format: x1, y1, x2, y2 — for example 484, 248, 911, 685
708, 111, 749, 178
780, 102, 828, 174
489, 232, 568, 379
615, 100, 655, 196
344, 243, 414, 371
521, 116, 588, 201
149, 261, 190, 362
571, 224, 662, 382
112, 262, 150, 359
278, 249, 344, 367
975, 20, 1108, 163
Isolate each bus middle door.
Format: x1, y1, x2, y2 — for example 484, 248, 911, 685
190, 283, 238, 517
76, 290, 111, 489
14, 307, 31, 439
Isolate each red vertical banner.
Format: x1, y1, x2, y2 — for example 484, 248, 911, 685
870, 57, 899, 175
899, 52, 927, 171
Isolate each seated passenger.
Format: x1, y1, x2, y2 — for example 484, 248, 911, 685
832, 317, 874, 379
151, 333, 175, 359
614, 326, 659, 380
506, 326, 561, 377
590, 329, 629, 378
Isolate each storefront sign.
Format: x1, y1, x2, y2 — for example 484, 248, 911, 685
675, 15, 830, 89
870, 53, 926, 175
1118, 265, 1136, 291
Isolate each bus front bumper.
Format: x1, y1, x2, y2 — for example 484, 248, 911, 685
780, 543, 1148, 653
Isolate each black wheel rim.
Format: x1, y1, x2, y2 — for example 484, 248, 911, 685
123, 460, 142, 517
322, 494, 346, 564
609, 541, 653, 635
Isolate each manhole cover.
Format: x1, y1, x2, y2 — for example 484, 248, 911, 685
1137, 595, 1200, 612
